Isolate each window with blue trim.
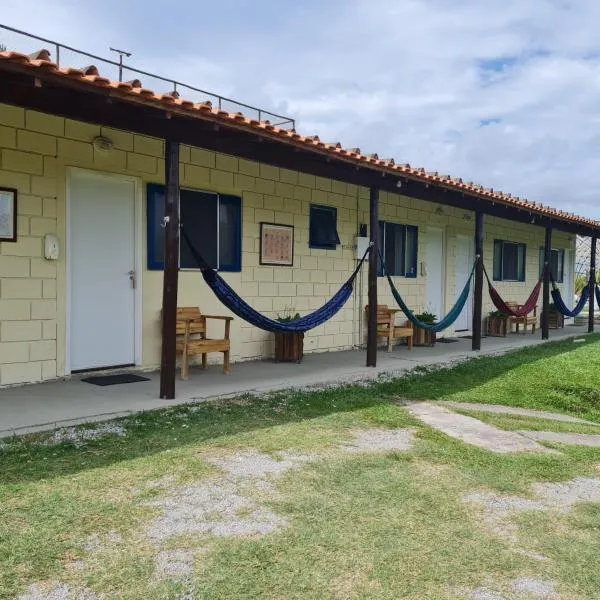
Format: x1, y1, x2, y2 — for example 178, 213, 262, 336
147, 184, 242, 271
493, 239, 526, 281
309, 204, 340, 250
378, 221, 418, 277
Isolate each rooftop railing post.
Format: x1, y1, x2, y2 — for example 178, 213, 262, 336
542, 225, 552, 340
589, 236, 597, 333
367, 186, 379, 367
472, 211, 484, 350
159, 139, 180, 399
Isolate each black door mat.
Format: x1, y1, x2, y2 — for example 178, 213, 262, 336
82, 374, 151, 386
437, 338, 459, 343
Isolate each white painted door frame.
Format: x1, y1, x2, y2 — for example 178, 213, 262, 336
66, 167, 143, 373
425, 227, 447, 326
454, 234, 474, 332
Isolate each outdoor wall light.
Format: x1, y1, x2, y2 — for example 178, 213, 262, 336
396, 180, 403, 188
92, 136, 114, 153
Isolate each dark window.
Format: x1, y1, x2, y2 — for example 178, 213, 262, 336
147, 184, 242, 271
493, 240, 526, 281
309, 204, 340, 250
539, 247, 565, 283
378, 221, 418, 277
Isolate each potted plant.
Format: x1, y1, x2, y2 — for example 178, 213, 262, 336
487, 309, 509, 336
274, 310, 304, 363
412, 311, 437, 346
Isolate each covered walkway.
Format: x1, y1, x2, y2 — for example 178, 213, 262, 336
0, 325, 590, 438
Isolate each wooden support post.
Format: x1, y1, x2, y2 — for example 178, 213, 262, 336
542, 225, 552, 340
472, 211, 484, 351
367, 186, 379, 367
589, 236, 596, 333
159, 140, 180, 399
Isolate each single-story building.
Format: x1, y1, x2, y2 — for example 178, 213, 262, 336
0, 31, 598, 395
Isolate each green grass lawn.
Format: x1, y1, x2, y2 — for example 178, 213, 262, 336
2, 335, 600, 599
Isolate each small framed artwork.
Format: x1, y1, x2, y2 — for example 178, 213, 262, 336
260, 222, 294, 266
0, 187, 17, 242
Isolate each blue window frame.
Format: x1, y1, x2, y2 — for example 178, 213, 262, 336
147, 183, 242, 271
493, 239, 526, 281
309, 204, 340, 250
378, 221, 418, 278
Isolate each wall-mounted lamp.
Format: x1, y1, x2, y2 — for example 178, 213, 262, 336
396, 180, 403, 188
92, 135, 114, 153
530, 215, 536, 224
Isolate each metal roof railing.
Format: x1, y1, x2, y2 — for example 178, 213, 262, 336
0, 23, 296, 129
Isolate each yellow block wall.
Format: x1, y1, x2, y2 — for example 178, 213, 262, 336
0, 103, 576, 385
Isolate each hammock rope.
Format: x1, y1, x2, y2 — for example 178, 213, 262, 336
595, 283, 600, 311
378, 248, 477, 333
181, 228, 369, 333
549, 271, 589, 317
482, 263, 543, 317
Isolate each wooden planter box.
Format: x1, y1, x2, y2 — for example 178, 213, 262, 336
548, 309, 564, 329
411, 324, 436, 346
487, 315, 509, 337
274, 332, 304, 363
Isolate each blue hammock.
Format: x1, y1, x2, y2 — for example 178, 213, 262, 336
380, 248, 477, 333
182, 229, 369, 334
550, 285, 589, 317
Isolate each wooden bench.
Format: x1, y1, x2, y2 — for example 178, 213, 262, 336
175, 307, 233, 378
505, 301, 537, 335
366, 304, 413, 351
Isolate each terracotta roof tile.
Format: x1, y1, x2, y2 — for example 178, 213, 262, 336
0, 48, 597, 229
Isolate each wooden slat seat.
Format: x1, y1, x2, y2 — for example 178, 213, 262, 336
366, 304, 413, 351
175, 307, 233, 378
505, 301, 537, 335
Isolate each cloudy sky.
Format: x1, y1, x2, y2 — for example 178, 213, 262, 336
2, 0, 600, 219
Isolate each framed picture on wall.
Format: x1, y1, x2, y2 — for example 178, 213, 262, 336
260, 222, 294, 266
0, 187, 17, 242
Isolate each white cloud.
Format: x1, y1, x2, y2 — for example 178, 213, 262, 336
2, 0, 600, 218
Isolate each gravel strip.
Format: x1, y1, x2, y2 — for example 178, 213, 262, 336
511, 577, 558, 598
42, 424, 126, 448
18, 583, 97, 600
206, 450, 313, 478
340, 428, 415, 453
532, 477, 600, 512
144, 480, 288, 542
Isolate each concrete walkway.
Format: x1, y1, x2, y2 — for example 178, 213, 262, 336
406, 402, 555, 453
0, 325, 590, 438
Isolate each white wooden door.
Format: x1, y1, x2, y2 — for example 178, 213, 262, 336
69, 171, 136, 371
454, 235, 474, 331
425, 228, 445, 323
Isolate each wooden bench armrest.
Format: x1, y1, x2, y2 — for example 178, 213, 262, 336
203, 315, 234, 321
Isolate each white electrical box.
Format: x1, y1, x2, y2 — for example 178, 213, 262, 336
44, 234, 59, 260
356, 236, 370, 259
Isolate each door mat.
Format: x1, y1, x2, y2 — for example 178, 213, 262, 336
82, 374, 150, 386
437, 338, 459, 343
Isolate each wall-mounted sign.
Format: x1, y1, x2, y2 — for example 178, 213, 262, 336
260, 222, 294, 266
0, 187, 17, 242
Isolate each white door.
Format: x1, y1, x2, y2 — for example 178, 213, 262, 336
425, 228, 445, 324
69, 171, 137, 371
454, 235, 474, 331
563, 249, 574, 319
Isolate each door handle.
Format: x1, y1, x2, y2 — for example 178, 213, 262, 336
127, 270, 136, 289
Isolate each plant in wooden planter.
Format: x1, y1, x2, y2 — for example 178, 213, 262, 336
412, 311, 437, 346
487, 309, 509, 337
274, 310, 304, 363
546, 302, 564, 329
